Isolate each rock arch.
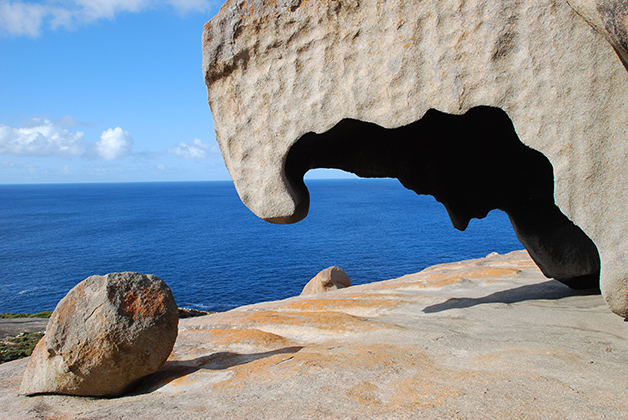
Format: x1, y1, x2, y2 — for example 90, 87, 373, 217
203, 0, 628, 316
286, 107, 600, 289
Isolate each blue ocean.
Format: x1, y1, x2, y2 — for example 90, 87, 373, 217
0, 179, 523, 313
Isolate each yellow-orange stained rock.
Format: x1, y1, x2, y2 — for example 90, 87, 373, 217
1, 250, 627, 419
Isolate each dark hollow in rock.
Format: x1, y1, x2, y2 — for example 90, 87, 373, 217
285, 106, 600, 290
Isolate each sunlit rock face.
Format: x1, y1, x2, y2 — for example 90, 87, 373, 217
20, 273, 178, 397
4, 252, 628, 418
203, 0, 628, 317
301, 266, 351, 295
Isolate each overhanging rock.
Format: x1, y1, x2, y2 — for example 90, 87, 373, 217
203, 0, 628, 318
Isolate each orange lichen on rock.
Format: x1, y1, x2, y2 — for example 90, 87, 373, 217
20, 272, 179, 397
275, 297, 405, 313
208, 341, 472, 415
173, 328, 297, 360
4, 251, 628, 418
202, 309, 379, 332
182, 328, 293, 347
418, 266, 522, 280
119, 285, 168, 320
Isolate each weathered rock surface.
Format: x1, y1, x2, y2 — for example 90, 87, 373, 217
300, 266, 351, 295
568, 0, 628, 65
203, 0, 628, 317
2, 251, 627, 418
20, 272, 179, 397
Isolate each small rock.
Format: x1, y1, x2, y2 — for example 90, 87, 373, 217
301, 266, 351, 295
178, 307, 212, 318
20, 272, 178, 397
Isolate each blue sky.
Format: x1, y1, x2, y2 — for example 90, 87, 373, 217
0, 0, 351, 184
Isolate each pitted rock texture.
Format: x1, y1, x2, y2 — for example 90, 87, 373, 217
20, 272, 179, 397
2, 251, 627, 419
300, 266, 351, 295
203, 0, 628, 317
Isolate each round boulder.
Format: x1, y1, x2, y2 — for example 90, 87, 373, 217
20, 272, 178, 397
301, 266, 351, 295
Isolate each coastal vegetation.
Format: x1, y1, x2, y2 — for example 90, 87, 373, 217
1, 332, 44, 364
0, 312, 50, 364
0, 312, 52, 319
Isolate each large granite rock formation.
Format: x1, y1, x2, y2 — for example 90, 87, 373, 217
20, 273, 179, 397
1, 252, 627, 418
202, 0, 628, 317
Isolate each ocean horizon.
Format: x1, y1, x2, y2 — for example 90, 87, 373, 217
0, 178, 524, 314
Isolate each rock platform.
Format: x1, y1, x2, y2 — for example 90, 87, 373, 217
1, 250, 627, 419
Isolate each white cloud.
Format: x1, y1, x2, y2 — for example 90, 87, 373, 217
94, 127, 133, 160
168, 138, 214, 159
72, 0, 149, 22
0, 0, 217, 36
165, 0, 213, 13
0, 117, 86, 157
0, 118, 136, 161
0, 1, 48, 37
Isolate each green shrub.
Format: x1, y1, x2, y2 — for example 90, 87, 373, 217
0, 312, 52, 319
0, 332, 44, 364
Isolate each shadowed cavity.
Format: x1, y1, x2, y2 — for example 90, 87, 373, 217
285, 106, 600, 290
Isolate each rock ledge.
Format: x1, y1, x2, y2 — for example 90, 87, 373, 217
1, 251, 627, 419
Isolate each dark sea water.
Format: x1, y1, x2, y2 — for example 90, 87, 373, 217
0, 179, 523, 313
